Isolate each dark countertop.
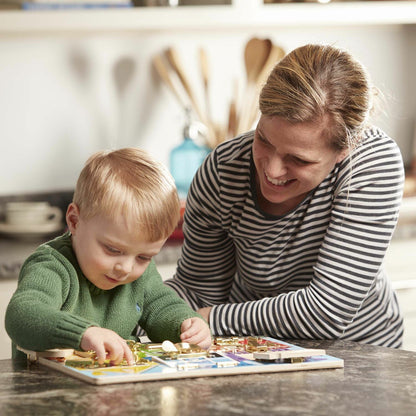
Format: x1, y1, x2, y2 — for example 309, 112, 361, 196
0, 339, 415, 416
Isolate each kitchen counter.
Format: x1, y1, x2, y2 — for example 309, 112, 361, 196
0, 339, 415, 416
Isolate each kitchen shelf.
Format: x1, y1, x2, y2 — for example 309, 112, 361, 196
0, 1, 416, 34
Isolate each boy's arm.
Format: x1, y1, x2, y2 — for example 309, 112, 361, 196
138, 262, 207, 343
5, 253, 96, 352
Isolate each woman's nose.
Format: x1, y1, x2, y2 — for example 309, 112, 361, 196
267, 154, 287, 177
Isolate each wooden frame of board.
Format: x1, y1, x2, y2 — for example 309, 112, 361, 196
19, 336, 344, 385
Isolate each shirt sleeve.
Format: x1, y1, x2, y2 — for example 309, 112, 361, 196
139, 261, 203, 342
165, 149, 237, 310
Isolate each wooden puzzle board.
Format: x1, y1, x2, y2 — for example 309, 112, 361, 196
32, 337, 344, 385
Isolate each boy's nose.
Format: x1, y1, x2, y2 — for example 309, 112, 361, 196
114, 259, 134, 278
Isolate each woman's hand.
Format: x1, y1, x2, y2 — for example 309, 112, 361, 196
80, 326, 135, 366
197, 307, 212, 323
180, 317, 212, 350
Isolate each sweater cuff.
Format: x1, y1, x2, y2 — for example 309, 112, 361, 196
50, 313, 97, 349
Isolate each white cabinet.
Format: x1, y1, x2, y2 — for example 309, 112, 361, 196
1, 1, 416, 32
0, 280, 17, 360
384, 237, 416, 352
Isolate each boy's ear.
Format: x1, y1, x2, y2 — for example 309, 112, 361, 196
66, 203, 80, 234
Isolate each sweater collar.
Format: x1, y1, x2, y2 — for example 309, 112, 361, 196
85, 278, 107, 296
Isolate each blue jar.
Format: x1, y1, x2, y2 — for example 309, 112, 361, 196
170, 117, 211, 200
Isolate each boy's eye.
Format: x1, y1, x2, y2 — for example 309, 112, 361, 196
137, 255, 151, 262
105, 245, 121, 254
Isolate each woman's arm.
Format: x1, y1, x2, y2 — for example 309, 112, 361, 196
165, 149, 237, 310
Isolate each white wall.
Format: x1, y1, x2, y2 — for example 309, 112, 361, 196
1, 23, 415, 195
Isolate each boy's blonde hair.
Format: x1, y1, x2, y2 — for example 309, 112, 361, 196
73, 148, 180, 242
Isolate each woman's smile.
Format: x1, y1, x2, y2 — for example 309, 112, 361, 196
264, 171, 294, 187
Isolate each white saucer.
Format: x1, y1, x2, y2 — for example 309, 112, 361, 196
0, 221, 64, 240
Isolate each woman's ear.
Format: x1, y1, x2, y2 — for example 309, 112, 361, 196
66, 203, 80, 235
336, 148, 350, 164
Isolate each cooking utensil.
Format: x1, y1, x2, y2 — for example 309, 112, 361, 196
244, 37, 273, 85
227, 78, 239, 138
199, 47, 225, 146
227, 100, 237, 138
199, 47, 211, 122
246, 43, 286, 130
165, 47, 216, 147
152, 54, 188, 109
165, 48, 204, 122
236, 37, 272, 134
256, 44, 285, 89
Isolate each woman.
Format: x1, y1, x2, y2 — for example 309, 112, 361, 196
165, 44, 404, 347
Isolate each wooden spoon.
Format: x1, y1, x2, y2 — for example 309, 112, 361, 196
165, 47, 216, 147
152, 54, 188, 109
244, 37, 273, 85
237, 37, 273, 134
246, 43, 286, 130
199, 47, 211, 122
165, 47, 205, 124
227, 78, 239, 138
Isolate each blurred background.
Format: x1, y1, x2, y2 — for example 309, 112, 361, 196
0, 0, 416, 197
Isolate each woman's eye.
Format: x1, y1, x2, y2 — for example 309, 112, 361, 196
257, 134, 269, 145
292, 157, 310, 166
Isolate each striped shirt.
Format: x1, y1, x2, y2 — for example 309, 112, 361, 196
165, 127, 405, 348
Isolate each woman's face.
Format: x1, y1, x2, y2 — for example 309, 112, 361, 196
252, 115, 347, 215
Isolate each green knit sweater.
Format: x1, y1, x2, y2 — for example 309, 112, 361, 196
6, 233, 200, 359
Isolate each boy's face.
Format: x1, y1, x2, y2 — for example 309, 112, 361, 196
66, 203, 166, 291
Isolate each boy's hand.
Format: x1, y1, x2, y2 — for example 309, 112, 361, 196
196, 307, 212, 323
80, 326, 135, 366
180, 317, 212, 350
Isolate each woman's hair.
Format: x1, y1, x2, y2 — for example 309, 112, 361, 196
73, 148, 180, 242
259, 43, 375, 152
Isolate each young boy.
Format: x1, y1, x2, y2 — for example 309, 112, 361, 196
6, 148, 211, 365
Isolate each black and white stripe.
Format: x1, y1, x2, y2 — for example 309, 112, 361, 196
165, 127, 404, 348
